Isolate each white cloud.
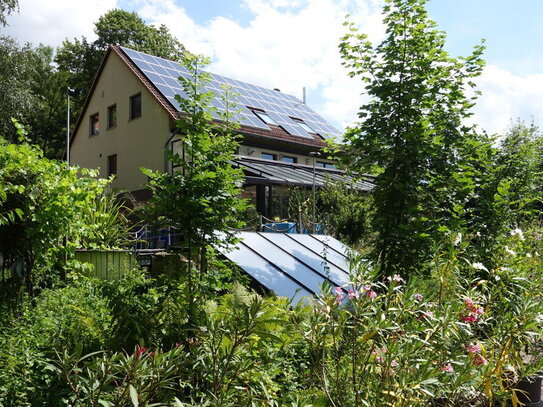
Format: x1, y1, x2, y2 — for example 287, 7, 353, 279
3, 0, 118, 46
136, 0, 384, 130
472, 65, 543, 134
4, 0, 541, 136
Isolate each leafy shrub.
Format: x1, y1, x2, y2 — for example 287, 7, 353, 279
98, 268, 189, 351
318, 181, 374, 246
0, 319, 57, 406
29, 279, 112, 354
0, 279, 112, 405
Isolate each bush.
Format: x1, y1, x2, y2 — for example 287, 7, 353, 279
98, 268, 190, 351
30, 279, 112, 354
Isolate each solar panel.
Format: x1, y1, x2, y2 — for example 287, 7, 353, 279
120, 46, 342, 140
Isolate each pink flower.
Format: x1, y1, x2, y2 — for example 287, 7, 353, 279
334, 286, 344, 304
473, 355, 488, 366
315, 304, 330, 314
419, 310, 433, 320
414, 293, 423, 302
461, 298, 484, 324
364, 285, 377, 300
440, 363, 454, 373
392, 274, 404, 283
390, 359, 399, 367
460, 314, 477, 323
388, 274, 404, 284
347, 289, 359, 299
465, 343, 481, 354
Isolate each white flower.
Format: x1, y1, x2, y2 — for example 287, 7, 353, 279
510, 228, 525, 240
526, 253, 532, 258
472, 262, 488, 272
505, 246, 516, 256
454, 233, 462, 246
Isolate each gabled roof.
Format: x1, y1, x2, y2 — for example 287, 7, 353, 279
71, 45, 342, 149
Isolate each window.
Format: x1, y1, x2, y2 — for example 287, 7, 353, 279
316, 161, 336, 169
107, 154, 117, 177
89, 113, 99, 136
261, 152, 277, 160
130, 93, 141, 119
292, 118, 317, 135
281, 155, 297, 163
107, 104, 117, 128
253, 109, 278, 126
171, 140, 183, 172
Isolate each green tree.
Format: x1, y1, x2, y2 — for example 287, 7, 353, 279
0, 39, 71, 158
462, 121, 543, 264
0, 0, 17, 26
318, 181, 374, 246
142, 54, 247, 322
25, 45, 70, 157
339, 0, 485, 275
496, 120, 543, 222
55, 9, 187, 124
0, 122, 128, 294
0, 36, 36, 142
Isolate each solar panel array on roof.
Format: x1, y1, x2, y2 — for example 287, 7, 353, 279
219, 231, 353, 303
120, 46, 342, 140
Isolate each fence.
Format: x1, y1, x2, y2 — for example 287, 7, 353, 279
75, 250, 137, 280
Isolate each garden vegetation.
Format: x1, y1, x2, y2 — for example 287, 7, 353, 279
1, 0, 543, 406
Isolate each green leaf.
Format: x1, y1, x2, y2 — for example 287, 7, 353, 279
129, 384, 139, 407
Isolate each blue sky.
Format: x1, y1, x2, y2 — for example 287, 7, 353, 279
427, 0, 543, 76
4, 0, 543, 135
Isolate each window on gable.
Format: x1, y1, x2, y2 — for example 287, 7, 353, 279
107, 154, 117, 177
253, 109, 278, 126
130, 93, 141, 120
107, 104, 117, 129
292, 118, 317, 135
261, 152, 277, 161
90, 113, 99, 136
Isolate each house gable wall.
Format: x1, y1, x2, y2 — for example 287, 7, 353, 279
70, 51, 172, 192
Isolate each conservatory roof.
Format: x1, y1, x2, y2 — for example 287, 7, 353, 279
231, 157, 374, 191
219, 232, 353, 303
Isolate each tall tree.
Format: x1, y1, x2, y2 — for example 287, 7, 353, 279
0, 0, 18, 26
143, 54, 246, 324
0, 36, 35, 142
339, 0, 485, 274
26, 45, 70, 157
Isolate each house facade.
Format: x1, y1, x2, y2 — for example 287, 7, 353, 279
70, 46, 371, 219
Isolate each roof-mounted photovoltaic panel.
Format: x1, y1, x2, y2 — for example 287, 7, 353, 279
218, 231, 354, 303
119, 46, 343, 140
